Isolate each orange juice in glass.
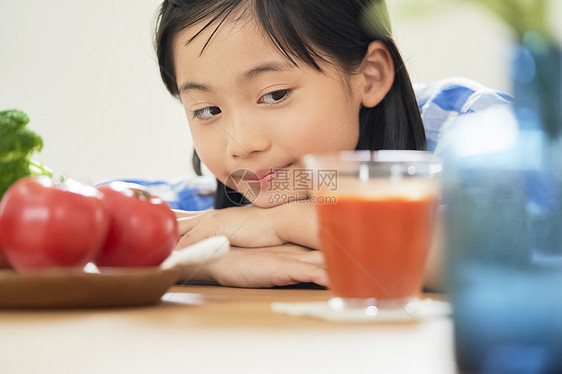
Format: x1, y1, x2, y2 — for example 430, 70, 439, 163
305, 151, 441, 314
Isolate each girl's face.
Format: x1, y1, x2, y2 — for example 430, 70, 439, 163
173, 17, 364, 207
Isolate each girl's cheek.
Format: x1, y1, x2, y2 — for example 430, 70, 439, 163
192, 135, 228, 178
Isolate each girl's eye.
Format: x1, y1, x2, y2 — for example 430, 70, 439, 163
258, 89, 292, 105
193, 106, 221, 120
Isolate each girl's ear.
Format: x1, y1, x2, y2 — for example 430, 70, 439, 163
359, 41, 395, 108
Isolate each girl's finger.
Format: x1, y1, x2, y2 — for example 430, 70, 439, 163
287, 262, 328, 287
275, 245, 326, 267
176, 221, 210, 250
299, 250, 326, 268
173, 209, 202, 219
176, 232, 202, 250
176, 216, 198, 236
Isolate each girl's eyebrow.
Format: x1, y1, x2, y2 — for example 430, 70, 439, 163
180, 82, 211, 94
179, 61, 294, 94
237, 61, 294, 84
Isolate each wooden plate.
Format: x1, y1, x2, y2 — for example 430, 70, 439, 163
0, 236, 229, 309
0, 267, 182, 309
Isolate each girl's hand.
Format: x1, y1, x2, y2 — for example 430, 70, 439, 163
173, 209, 203, 219
176, 244, 328, 288
176, 205, 283, 249
176, 203, 321, 250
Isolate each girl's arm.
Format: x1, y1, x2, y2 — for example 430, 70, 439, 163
175, 202, 321, 250
175, 203, 445, 291
174, 243, 327, 288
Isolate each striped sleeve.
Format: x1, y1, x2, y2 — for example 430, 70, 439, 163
414, 77, 513, 156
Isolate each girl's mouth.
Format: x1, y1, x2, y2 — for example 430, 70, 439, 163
243, 163, 293, 187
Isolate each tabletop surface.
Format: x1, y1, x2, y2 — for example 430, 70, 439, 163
0, 285, 458, 374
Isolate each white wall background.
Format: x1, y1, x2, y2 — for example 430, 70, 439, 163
1, 1, 560, 184
0, 0, 190, 185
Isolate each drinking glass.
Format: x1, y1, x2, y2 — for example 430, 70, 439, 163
305, 150, 442, 315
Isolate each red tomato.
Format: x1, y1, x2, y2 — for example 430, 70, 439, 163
0, 176, 109, 270
0, 250, 11, 269
0, 218, 12, 269
0, 214, 8, 269
0, 216, 12, 269
94, 182, 177, 267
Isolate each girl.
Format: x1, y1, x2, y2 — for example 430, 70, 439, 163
154, 0, 440, 288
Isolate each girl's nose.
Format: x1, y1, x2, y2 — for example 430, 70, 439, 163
225, 113, 270, 159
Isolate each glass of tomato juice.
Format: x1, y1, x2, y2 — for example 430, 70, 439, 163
305, 150, 442, 315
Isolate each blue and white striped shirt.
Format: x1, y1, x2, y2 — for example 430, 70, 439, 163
414, 77, 513, 155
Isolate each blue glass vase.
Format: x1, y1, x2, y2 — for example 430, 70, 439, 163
445, 33, 562, 374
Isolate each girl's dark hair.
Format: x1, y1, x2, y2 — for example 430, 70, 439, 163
155, 0, 426, 209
